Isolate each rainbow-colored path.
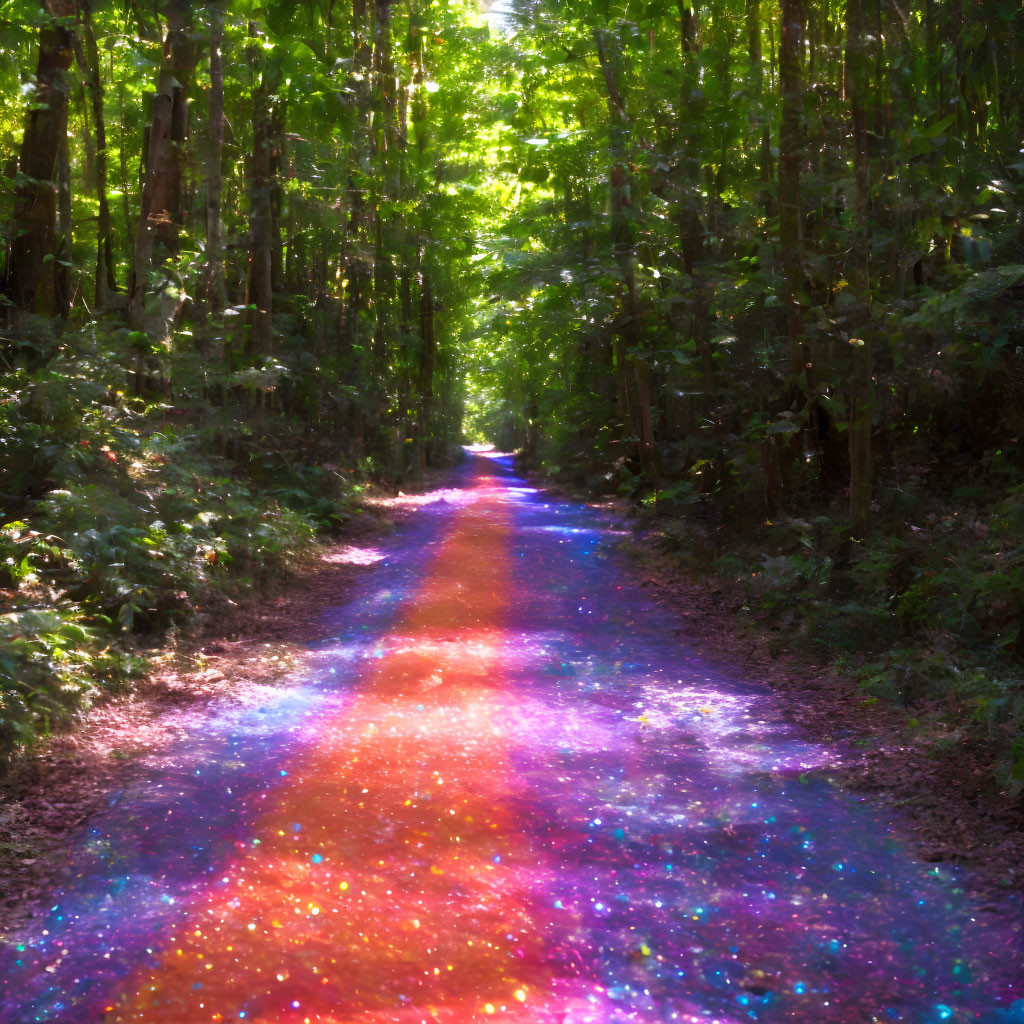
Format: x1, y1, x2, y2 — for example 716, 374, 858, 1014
1, 452, 1023, 1024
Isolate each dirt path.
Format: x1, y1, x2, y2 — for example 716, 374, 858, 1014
1, 454, 1022, 1023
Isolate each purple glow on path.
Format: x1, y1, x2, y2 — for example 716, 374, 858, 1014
0, 452, 1021, 1023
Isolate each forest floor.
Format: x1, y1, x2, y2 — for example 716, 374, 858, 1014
620, 523, 1024, 890
1, 470, 1021, 943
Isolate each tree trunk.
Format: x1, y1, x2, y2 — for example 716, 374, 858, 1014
371, 0, 397, 376
127, 0, 197, 332
4, 0, 76, 321
594, 27, 660, 486
57, 132, 72, 313
203, 0, 227, 313
150, 0, 195, 256
746, 0, 761, 94
845, 0, 874, 535
779, 0, 805, 379
674, 5, 713, 412
409, 9, 433, 471
246, 37, 279, 357
414, 264, 436, 471
78, 0, 117, 306
269, 103, 286, 295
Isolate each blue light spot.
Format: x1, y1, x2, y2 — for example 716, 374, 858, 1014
292, 823, 302, 832
311, 854, 323, 864
794, 983, 806, 995
279, 770, 288, 777
935, 1007, 953, 1021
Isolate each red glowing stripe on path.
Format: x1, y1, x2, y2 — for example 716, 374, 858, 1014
104, 467, 602, 1023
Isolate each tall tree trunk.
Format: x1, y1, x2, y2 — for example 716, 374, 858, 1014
203, 0, 227, 313
746, 0, 774, 216
779, 0, 805, 378
150, 0, 195, 256
77, 0, 117, 307
371, 0, 397, 378
409, 7, 433, 472
845, 0, 874, 535
269, 103, 286, 295
674, 5, 713, 411
594, 26, 660, 486
117, 75, 133, 259
57, 132, 72, 312
127, 0, 197, 332
414, 262, 436, 471
245, 37, 279, 357
764, 0, 806, 514
4, 0, 75, 322
746, 0, 761, 93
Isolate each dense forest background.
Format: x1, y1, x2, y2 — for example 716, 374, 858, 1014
2, 0, 1024, 795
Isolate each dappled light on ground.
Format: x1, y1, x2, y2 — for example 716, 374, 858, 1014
321, 545, 389, 567
1, 455, 1022, 1023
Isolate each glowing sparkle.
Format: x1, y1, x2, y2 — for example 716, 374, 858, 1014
0, 454, 1018, 1024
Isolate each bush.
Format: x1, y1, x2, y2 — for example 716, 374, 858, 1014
0, 322, 359, 764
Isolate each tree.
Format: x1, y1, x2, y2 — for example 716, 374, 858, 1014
128, 0, 198, 333
3, 0, 76, 322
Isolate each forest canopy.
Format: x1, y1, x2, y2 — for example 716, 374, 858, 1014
3, 0, 1024, 791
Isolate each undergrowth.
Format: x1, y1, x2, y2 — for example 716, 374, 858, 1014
0, 319, 366, 763
640, 481, 1024, 800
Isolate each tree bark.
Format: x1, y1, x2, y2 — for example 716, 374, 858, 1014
371, 0, 397, 376
409, 7, 433, 472
56, 130, 72, 312
779, 0, 805, 378
674, 5, 713, 412
414, 263, 436, 471
845, 0, 874, 535
594, 26, 660, 487
203, 0, 227, 313
4, 0, 76, 321
127, 0, 197, 332
245, 36, 279, 356
77, 0, 117, 307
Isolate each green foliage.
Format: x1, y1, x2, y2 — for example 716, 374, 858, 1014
0, 321, 359, 762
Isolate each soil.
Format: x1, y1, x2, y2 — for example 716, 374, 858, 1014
1, 473, 1021, 943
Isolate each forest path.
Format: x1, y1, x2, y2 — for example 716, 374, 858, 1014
1, 452, 1022, 1023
